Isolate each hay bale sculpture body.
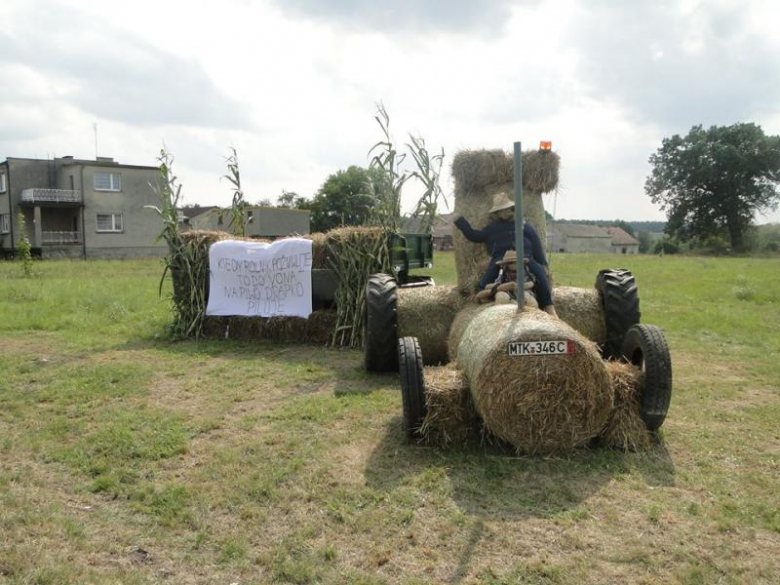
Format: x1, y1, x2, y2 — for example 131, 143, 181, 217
364, 147, 673, 454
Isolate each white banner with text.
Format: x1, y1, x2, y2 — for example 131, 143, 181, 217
205, 238, 313, 318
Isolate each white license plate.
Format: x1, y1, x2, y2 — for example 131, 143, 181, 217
507, 340, 575, 357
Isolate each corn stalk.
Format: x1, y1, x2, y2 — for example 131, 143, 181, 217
328, 228, 393, 348
368, 103, 409, 233
146, 148, 208, 338
223, 147, 248, 237
407, 134, 446, 235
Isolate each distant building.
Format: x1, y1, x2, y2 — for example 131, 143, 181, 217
606, 227, 640, 254
549, 224, 640, 254
189, 206, 310, 238
0, 156, 166, 259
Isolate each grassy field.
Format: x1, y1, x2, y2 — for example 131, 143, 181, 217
1, 253, 779, 584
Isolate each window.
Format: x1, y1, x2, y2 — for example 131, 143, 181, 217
96, 213, 123, 232
0, 214, 9, 234
94, 172, 121, 191
247, 210, 254, 223
0, 172, 6, 193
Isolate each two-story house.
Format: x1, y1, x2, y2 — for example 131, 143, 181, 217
0, 156, 167, 259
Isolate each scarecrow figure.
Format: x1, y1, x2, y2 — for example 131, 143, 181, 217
454, 192, 557, 316
474, 249, 532, 305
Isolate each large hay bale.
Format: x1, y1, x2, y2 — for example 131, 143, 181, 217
601, 361, 652, 451
553, 286, 606, 344
397, 285, 467, 365
202, 310, 337, 344
419, 364, 474, 447
456, 305, 613, 454
451, 149, 560, 293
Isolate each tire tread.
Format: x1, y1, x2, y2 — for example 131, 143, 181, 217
398, 337, 427, 438
364, 274, 398, 372
596, 269, 641, 358
621, 324, 673, 431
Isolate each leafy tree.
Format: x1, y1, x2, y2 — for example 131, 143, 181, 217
653, 237, 680, 255
637, 230, 653, 254
308, 166, 381, 232
277, 190, 309, 210
646, 123, 780, 251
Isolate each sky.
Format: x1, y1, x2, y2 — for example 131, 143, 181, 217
1, 0, 779, 222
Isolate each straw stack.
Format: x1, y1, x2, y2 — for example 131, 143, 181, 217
418, 364, 475, 447
176, 227, 391, 347
451, 149, 560, 293
553, 286, 607, 345
202, 310, 337, 344
601, 361, 653, 451
397, 285, 467, 365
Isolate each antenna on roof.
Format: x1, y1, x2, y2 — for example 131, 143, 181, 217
93, 123, 99, 159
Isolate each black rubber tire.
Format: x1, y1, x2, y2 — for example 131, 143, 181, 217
364, 274, 398, 372
621, 324, 673, 431
398, 337, 427, 438
596, 268, 641, 359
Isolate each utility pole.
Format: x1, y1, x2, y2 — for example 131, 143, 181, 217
513, 142, 524, 311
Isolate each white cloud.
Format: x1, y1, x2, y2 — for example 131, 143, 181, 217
0, 0, 778, 223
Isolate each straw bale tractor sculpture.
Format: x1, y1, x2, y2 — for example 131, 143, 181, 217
363, 147, 672, 453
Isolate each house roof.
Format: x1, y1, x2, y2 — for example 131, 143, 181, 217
552, 224, 612, 239
607, 227, 640, 246
400, 213, 455, 236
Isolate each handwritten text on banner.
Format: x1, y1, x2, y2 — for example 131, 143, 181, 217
206, 238, 313, 318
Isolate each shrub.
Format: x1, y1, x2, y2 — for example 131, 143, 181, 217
654, 238, 680, 255
16, 212, 33, 277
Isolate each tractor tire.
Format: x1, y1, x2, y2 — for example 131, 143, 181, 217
398, 336, 427, 438
364, 274, 398, 372
621, 324, 672, 432
596, 268, 641, 359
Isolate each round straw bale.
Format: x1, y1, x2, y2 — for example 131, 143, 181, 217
601, 361, 652, 451
419, 364, 474, 447
456, 305, 613, 454
448, 303, 493, 360
451, 149, 559, 195
397, 285, 467, 365
553, 286, 607, 344
448, 295, 538, 360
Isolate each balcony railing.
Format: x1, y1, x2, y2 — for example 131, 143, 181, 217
21, 188, 82, 204
41, 231, 81, 245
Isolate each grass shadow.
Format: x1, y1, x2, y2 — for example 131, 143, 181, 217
364, 419, 676, 583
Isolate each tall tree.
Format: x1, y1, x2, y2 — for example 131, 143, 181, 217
637, 230, 653, 254
645, 123, 780, 250
308, 166, 378, 232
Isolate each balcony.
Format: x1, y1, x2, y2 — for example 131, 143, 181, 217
21, 188, 82, 205
41, 231, 81, 245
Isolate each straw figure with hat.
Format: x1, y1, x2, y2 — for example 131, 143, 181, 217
453, 191, 557, 316
474, 249, 536, 306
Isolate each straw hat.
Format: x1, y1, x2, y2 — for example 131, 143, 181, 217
489, 191, 515, 213
496, 249, 518, 265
